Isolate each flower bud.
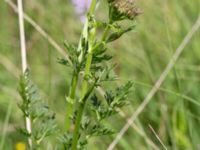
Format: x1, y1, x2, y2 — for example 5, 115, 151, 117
108, 0, 142, 21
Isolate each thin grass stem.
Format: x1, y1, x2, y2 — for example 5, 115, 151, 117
17, 0, 32, 148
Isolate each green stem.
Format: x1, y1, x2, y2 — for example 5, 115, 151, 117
65, 0, 94, 130
71, 102, 85, 150
71, 82, 96, 150
65, 72, 78, 131
89, 0, 97, 13
101, 20, 113, 42
71, 0, 97, 149
71, 51, 93, 150
80, 52, 93, 98
101, 25, 110, 42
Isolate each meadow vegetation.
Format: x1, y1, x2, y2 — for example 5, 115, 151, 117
0, 0, 200, 149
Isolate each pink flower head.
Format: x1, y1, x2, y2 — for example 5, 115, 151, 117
71, 0, 92, 22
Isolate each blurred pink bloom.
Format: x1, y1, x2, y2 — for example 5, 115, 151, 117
71, 0, 92, 22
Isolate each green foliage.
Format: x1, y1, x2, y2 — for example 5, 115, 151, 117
106, 24, 136, 43
91, 81, 133, 122
57, 0, 138, 149
57, 133, 73, 150
18, 69, 57, 148
1, 0, 200, 149
4, 0, 139, 149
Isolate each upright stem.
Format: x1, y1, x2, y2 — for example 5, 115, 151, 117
71, 43, 94, 150
101, 20, 113, 42
80, 52, 93, 98
18, 0, 27, 72
71, 0, 97, 149
17, 0, 32, 148
65, 0, 97, 131
71, 102, 85, 150
71, 82, 96, 150
65, 72, 78, 131
101, 25, 110, 42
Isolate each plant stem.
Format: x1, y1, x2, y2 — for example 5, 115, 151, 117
71, 50, 93, 150
65, 72, 78, 131
71, 82, 96, 150
17, 0, 32, 148
71, 0, 97, 149
101, 18, 113, 42
71, 102, 85, 150
89, 0, 97, 14
101, 25, 110, 42
81, 52, 93, 97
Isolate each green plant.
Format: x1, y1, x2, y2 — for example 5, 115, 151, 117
18, 0, 141, 149
58, 0, 141, 149
18, 70, 57, 149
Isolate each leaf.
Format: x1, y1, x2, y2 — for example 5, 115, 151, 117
18, 69, 57, 146
87, 124, 114, 136
106, 25, 136, 43
116, 81, 133, 101
18, 69, 40, 115
104, 81, 133, 108
78, 139, 88, 150
92, 54, 112, 63
58, 133, 73, 150
104, 91, 115, 105
95, 21, 108, 28
59, 42, 81, 68
91, 95, 116, 121
93, 42, 107, 56
57, 58, 69, 66
112, 81, 133, 107
64, 42, 78, 57
17, 128, 31, 137
81, 116, 91, 130
91, 95, 101, 108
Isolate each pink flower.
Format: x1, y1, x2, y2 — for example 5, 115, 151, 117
71, 0, 92, 22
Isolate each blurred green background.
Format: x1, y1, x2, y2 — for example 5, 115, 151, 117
0, 0, 200, 149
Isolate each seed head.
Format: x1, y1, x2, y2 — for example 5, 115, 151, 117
108, 0, 142, 21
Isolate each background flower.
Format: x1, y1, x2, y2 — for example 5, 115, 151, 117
71, 0, 92, 22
